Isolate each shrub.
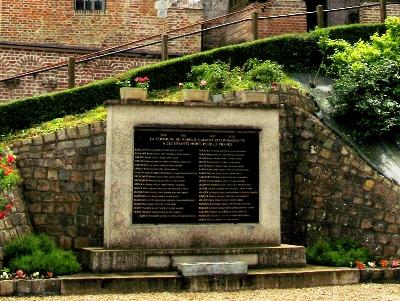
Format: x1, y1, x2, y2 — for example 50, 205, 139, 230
9, 250, 81, 275
187, 61, 234, 94
0, 24, 385, 137
4, 234, 80, 276
322, 17, 400, 141
243, 58, 285, 83
306, 239, 374, 267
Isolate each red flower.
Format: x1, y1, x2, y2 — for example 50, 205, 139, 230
0, 211, 7, 219
5, 204, 12, 211
7, 154, 15, 164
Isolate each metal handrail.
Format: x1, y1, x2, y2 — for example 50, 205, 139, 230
0, 2, 390, 83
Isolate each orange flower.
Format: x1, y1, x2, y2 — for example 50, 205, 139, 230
380, 259, 389, 268
3, 167, 13, 176
355, 261, 366, 270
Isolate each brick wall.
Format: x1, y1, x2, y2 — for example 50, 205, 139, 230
0, 0, 203, 51
360, 2, 400, 23
0, 46, 160, 102
10, 87, 400, 258
203, 1, 307, 50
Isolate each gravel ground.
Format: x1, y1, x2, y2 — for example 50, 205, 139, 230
2, 284, 400, 301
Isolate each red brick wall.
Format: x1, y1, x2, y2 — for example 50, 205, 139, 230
0, 46, 159, 102
203, 1, 307, 50
0, 0, 203, 53
360, 2, 400, 23
258, 0, 307, 38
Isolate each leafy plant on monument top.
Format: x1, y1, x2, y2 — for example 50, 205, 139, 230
186, 61, 235, 95
0, 146, 21, 219
319, 17, 400, 141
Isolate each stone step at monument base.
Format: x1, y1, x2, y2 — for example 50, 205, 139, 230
80, 244, 306, 273
59, 266, 360, 294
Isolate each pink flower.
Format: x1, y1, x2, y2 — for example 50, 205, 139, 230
391, 260, 399, 268
14, 270, 25, 279
199, 80, 207, 87
271, 82, 278, 91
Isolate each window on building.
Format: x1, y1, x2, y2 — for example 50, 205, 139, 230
75, 0, 105, 11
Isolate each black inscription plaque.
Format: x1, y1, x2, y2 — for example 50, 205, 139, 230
132, 126, 260, 224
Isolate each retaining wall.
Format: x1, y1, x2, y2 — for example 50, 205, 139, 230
9, 89, 400, 258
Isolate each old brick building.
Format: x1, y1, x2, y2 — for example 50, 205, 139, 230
0, 0, 396, 101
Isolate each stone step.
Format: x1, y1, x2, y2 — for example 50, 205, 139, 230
80, 244, 306, 273
177, 261, 248, 277
59, 266, 360, 294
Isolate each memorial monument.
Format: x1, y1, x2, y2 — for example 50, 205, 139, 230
83, 99, 306, 272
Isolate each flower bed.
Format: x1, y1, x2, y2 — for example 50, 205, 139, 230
0, 147, 21, 219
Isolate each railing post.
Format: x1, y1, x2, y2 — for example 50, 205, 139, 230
380, 0, 387, 23
317, 5, 325, 28
251, 11, 259, 41
161, 34, 168, 61
68, 57, 76, 89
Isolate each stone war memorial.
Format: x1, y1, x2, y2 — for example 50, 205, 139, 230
82, 99, 307, 275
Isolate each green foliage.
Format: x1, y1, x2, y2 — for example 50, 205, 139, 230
323, 17, 400, 141
4, 234, 56, 261
187, 61, 234, 94
9, 250, 81, 275
243, 58, 285, 83
0, 24, 385, 137
306, 239, 374, 267
4, 234, 80, 276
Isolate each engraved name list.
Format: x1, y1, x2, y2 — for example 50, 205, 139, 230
132, 126, 260, 224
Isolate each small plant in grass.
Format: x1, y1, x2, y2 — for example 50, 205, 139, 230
4, 234, 81, 277
306, 239, 374, 267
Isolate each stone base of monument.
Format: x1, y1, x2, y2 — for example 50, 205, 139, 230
80, 244, 306, 273
177, 262, 248, 277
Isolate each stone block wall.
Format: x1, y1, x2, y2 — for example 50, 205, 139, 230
9, 87, 400, 258
0, 188, 33, 268
289, 107, 400, 258
0, 46, 159, 102
360, 2, 400, 23
12, 122, 107, 249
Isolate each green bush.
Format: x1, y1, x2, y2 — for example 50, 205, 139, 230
4, 234, 81, 276
243, 58, 285, 83
323, 17, 400, 141
0, 23, 385, 137
9, 250, 81, 275
4, 233, 56, 262
306, 239, 374, 267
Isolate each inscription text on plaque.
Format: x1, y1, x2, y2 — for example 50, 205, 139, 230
132, 126, 259, 224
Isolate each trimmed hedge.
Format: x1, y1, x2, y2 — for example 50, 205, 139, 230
0, 23, 386, 136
